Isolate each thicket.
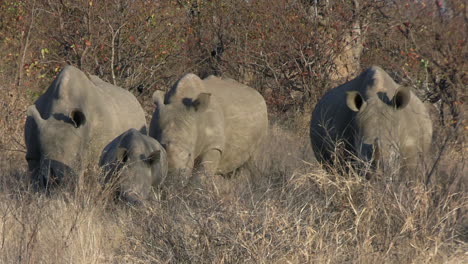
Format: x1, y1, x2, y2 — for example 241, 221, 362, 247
0, 0, 465, 114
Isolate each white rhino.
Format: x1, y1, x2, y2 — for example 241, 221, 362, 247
99, 128, 167, 204
310, 66, 433, 180
149, 74, 268, 183
25, 65, 147, 188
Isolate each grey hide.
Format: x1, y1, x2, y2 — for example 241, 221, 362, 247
25, 65, 147, 188
310, 66, 433, 181
99, 128, 167, 204
149, 73, 268, 183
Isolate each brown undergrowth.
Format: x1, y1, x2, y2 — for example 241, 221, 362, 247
0, 109, 466, 263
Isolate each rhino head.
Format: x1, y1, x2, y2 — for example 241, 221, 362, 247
150, 74, 212, 181
27, 104, 89, 188
101, 129, 166, 204
111, 146, 162, 204
345, 85, 411, 172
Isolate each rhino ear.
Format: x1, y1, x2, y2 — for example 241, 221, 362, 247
391, 86, 411, 110
117, 147, 129, 163
152, 90, 166, 106
70, 109, 86, 128
346, 91, 367, 112
192, 93, 211, 112
146, 150, 161, 166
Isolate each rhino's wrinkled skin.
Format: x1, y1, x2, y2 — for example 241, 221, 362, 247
99, 128, 167, 204
25, 66, 147, 188
310, 66, 433, 180
149, 74, 268, 183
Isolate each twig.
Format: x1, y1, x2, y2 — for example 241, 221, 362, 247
16, 0, 37, 87
109, 22, 127, 85
0, 148, 26, 154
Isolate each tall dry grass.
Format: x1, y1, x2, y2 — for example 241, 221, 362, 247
0, 109, 466, 263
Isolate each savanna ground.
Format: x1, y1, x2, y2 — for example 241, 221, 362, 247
0, 0, 466, 263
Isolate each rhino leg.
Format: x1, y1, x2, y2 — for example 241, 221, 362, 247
189, 149, 222, 191
400, 151, 425, 183
199, 149, 221, 175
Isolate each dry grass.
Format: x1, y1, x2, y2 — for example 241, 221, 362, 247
0, 77, 466, 263
0, 111, 466, 263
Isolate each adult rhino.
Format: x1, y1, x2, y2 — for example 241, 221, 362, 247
25, 65, 147, 188
149, 74, 268, 184
310, 66, 432, 181
99, 128, 167, 204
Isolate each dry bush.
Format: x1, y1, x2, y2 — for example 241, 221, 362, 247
361, 0, 467, 129
0, 0, 377, 114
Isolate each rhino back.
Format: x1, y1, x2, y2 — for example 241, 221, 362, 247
87, 75, 147, 134
203, 76, 268, 173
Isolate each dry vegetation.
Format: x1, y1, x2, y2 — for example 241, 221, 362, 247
0, 0, 466, 263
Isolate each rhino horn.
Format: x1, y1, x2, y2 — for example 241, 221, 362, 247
27, 105, 46, 128
152, 90, 165, 107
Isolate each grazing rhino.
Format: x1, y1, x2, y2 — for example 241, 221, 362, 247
310, 66, 432, 180
25, 65, 147, 188
149, 74, 268, 183
99, 128, 167, 204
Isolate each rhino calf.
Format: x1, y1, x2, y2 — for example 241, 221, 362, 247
99, 128, 167, 204
310, 66, 433, 181
149, 74, 268, 185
